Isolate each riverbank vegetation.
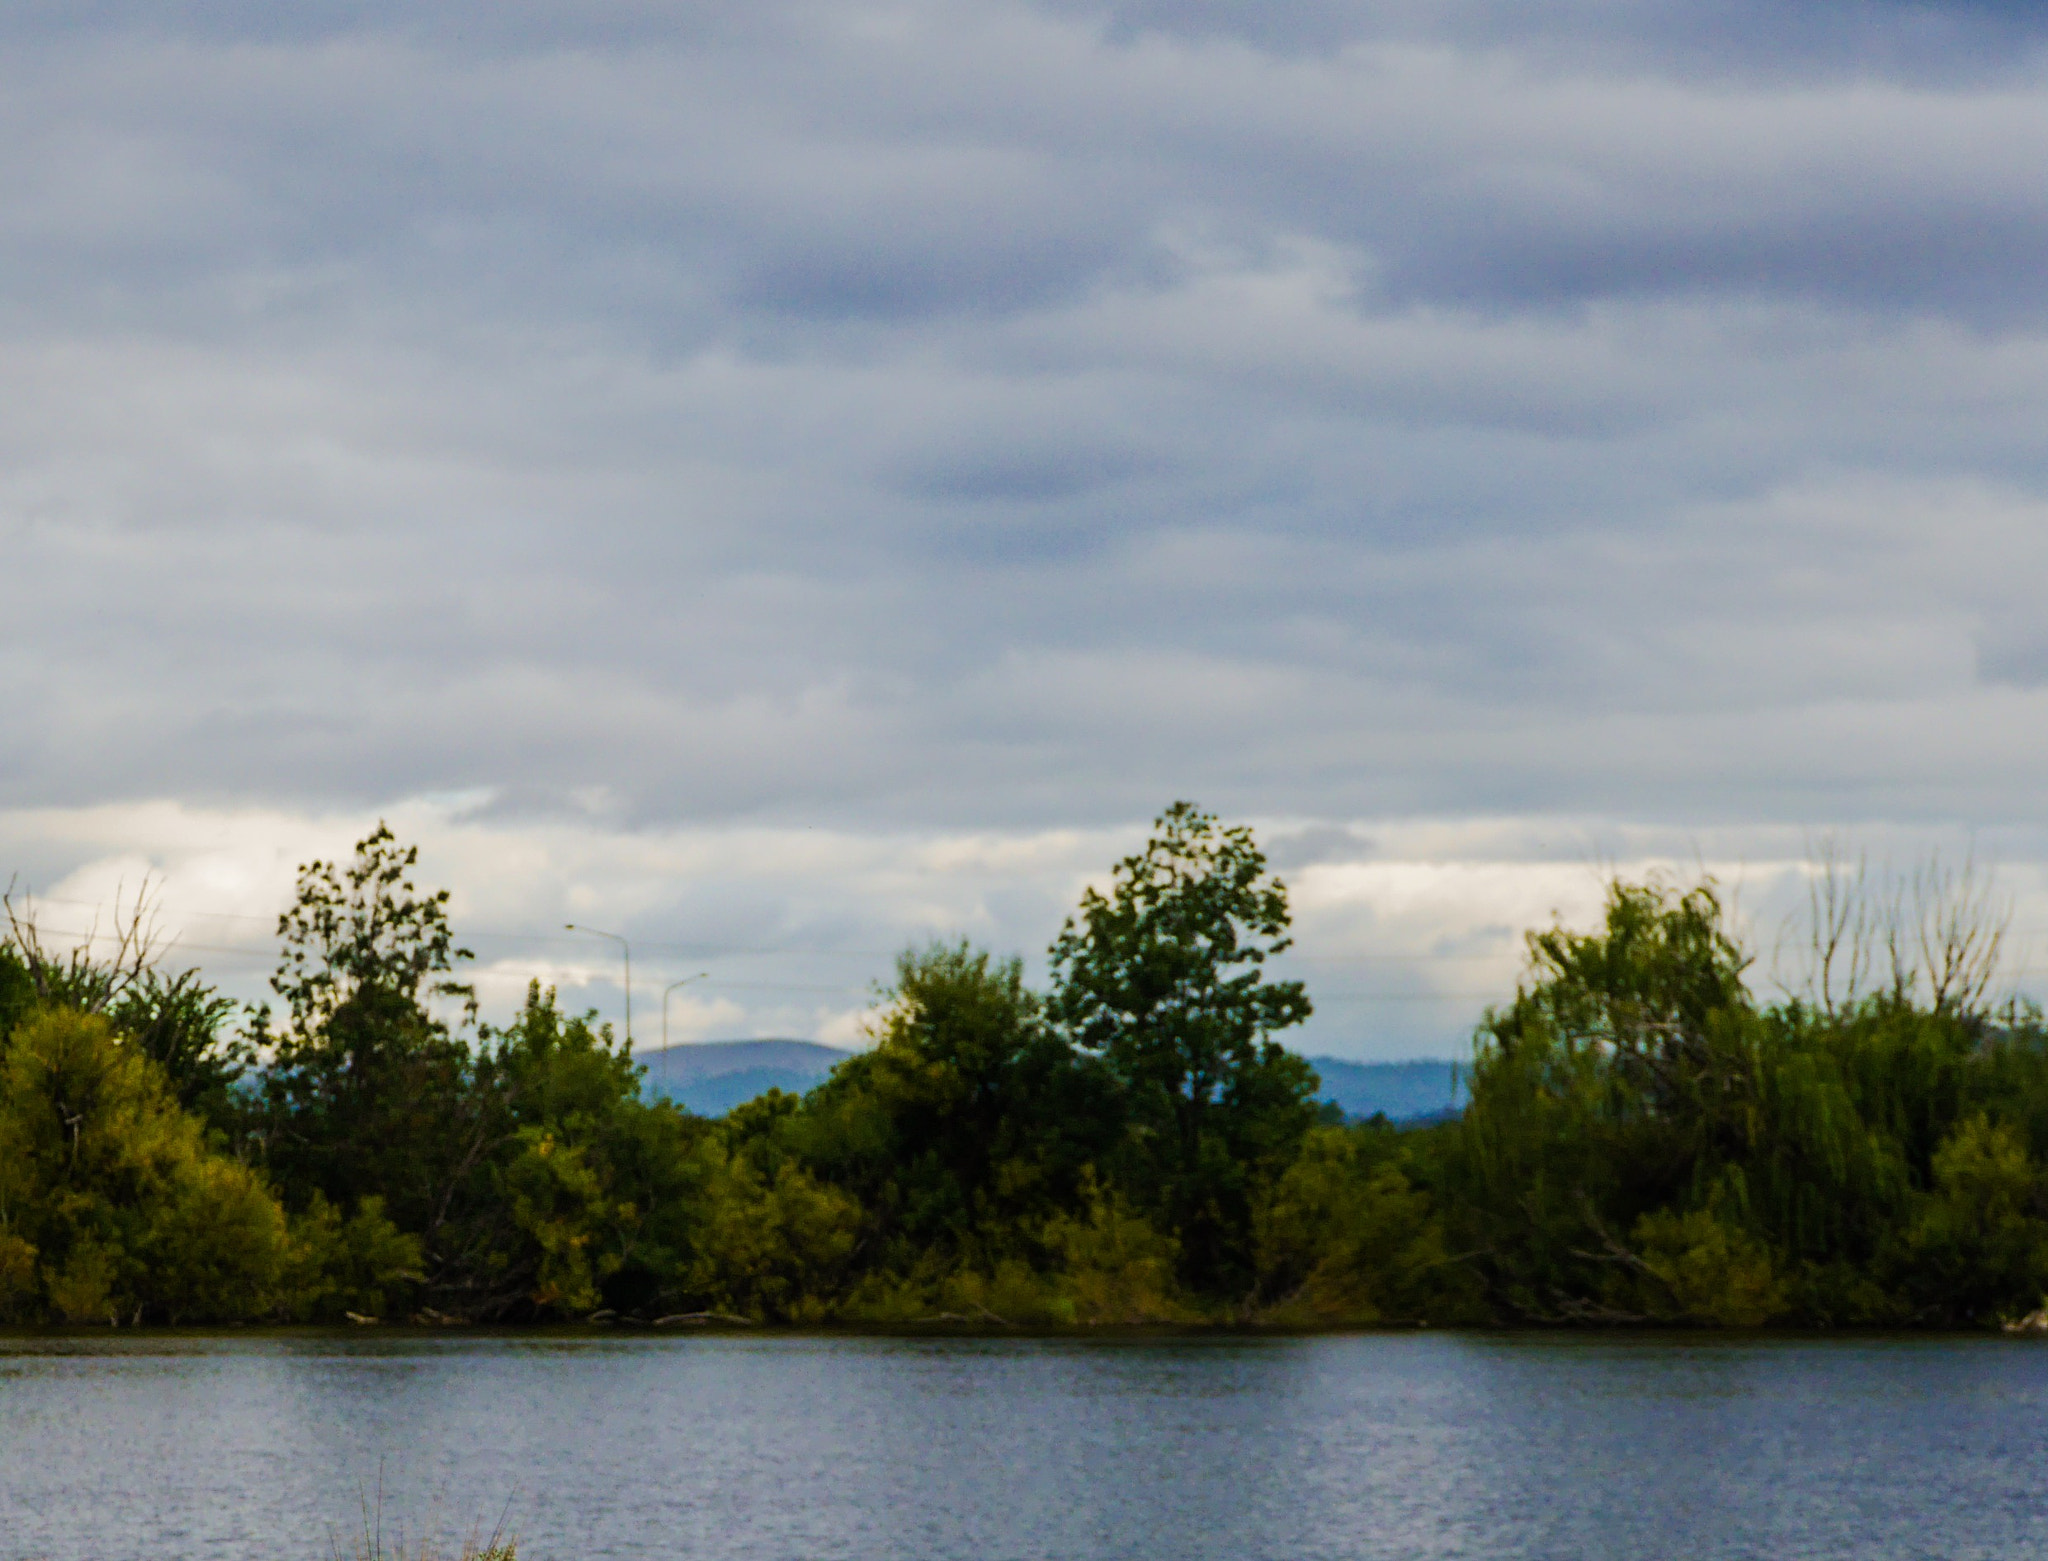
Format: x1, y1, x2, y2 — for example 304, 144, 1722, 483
2, 809, 2046, 1330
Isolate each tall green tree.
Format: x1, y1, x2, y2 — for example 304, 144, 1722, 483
1048, 801, 1317, 1296
265, 821, 476, 1036
249, 825, 488, 1248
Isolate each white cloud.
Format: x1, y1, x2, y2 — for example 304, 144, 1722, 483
8, 799, 2048, 1060
5, 2, 2048, 1057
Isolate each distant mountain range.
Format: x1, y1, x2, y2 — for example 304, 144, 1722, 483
1306, 1057, 1466, 1124
637, 1039, 848, 1117
638, 1039, 1465, 1124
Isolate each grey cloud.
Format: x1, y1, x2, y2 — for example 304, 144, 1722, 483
9, 3, 2045, 353
4, 0, 2048, 849
889, 421, 1164, 505
1057, 0, 2048, 80
0, 2, 797, 52
1265, 824, 1377, 871
49, 0, 2038, 83
0, 0, 2041, 425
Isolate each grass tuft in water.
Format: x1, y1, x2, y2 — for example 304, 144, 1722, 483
335, 1469, 517, 1561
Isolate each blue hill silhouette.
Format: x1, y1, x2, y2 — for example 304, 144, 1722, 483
639, 1040, 1464, 1123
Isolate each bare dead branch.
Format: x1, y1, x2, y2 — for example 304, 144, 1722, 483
1781, 840, 2012, 1021
3, 875, 168, 1012
1909, 847, 2010, 1018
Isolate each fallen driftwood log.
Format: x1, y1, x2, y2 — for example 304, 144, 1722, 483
651, 1311, 757, 1326
914, 1306, 1013, 1326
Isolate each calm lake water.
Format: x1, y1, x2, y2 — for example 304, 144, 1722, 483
1, 1330, 2043, 1560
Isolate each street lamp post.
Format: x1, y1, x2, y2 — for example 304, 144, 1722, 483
565, 923, 631, 1044
662, 974, 710, 1053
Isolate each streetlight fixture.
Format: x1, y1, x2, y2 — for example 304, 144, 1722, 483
565, 923, 631, 1044
662, 974, 710, 1053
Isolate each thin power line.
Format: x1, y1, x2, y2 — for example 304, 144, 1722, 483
14, 894, 1528, 964
15, 906, 2048, 1005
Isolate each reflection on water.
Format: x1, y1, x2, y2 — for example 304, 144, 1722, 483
0, 1331, 2042, 1560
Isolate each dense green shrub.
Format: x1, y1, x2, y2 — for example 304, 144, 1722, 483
8, 815, 2048, 1330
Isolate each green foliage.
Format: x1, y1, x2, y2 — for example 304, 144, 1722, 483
250, 827, 490, 1270
1039, 1181, 1190, 1323
1514, 878, 1753, 1050
107, 967, 248, 1122
469, 983, 715, 1319
690, 1149, 862, 1322
1254, 1123, 1480, 1325
1890, 1113, 2048, 1325
0, 889, 247, 1125
255, 981, 485, 1237
1439, 878, 1777, 1320
1048, 801, 1318, 1295
15, 815, 2048, 1334
0, 946, 33, 1044
0, 1008, 289, 1323
2, 900, 151, 1016
792, 943, 1119, 1270
280, 1194, 423, 1322
1432, 870, 2048, 1330
1619, 1207, 1786, 1327
266, 821, 475, 1037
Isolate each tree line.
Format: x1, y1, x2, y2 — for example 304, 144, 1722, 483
1, 807, 2045, 1329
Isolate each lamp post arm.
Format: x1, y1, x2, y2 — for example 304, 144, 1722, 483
564, 923, 632, 1045
662, 973, 710, 1053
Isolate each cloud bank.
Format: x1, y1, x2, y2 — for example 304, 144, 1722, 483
5, 1, 2048, 1053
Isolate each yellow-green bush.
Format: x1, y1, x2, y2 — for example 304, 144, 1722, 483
1040, 1179, 1189, 1324
1622, 1207, 1786, 1327
278, 1193, 422, 1322
689, 1149, 863, 1322
502, 1126, 634, 1315
1892, 1113, 2048, 1325
1254, 1126, 1467, 1325
0, 1008, 290, 1323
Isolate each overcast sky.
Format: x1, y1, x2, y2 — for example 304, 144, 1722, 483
6, 0, 2048, 1057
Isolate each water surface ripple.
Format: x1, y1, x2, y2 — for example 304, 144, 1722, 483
0, 1331, 2040, 1560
